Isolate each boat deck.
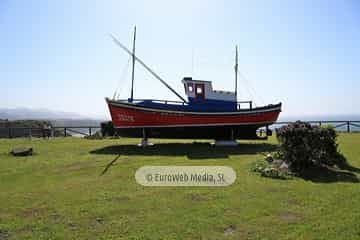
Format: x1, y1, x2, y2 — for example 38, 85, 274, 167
112, 98, 280, 113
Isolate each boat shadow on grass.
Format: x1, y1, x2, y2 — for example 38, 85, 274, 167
91, 143, 360, 183
94, 142, 277, 176
90, 142, 278, 160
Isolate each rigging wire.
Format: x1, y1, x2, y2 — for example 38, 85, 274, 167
113, 55, 132, 99
239, 79, 258, 107
233, 46, 265, 107
238, 70, 266, 106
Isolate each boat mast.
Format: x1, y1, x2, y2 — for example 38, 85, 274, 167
110, 34, 187, 103
130, 26, 136, 101
234, 45, 238, 101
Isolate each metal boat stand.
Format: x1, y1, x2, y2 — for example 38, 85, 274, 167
211, 129, 238, 146
138, 128, 153, 147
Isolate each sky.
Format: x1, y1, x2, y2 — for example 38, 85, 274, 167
1, 0, 359, 119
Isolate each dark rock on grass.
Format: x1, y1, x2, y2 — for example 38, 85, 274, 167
224, 225, 236, 236
10, 147, 33, 156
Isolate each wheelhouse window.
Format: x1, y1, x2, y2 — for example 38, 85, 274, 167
196, 87, 202, 94
188, 84, 193, 92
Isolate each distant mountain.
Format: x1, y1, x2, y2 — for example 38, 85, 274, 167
0, 107, 89, 120
50, 119, 103, 127
0, 108, 106, 127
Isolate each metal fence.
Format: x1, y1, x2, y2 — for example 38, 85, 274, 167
0, 126, 100, 138
0, 120, 359, 138
271, 120, 360, 133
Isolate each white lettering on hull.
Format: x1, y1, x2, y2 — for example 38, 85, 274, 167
118, 114, 134, 122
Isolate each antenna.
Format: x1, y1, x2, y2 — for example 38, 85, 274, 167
130, 26, 136, 101
234, 45, 238, 100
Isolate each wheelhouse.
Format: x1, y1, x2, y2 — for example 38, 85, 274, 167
182, 77, 237, 111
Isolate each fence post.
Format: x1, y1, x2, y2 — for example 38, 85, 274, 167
8, 128, 11, 138
347, 121, 350, 133
89, 127, 92, 136
29, 128, 32, 138
64, 128, 67, 137
319, 121, 322, 126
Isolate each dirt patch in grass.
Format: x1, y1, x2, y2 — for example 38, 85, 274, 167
278, 211, 303, 222
14, 226, 33, 236
265, 187, 289, 193
122, 158, 130, 164
49, 213, 63, 224
87, 216, 106, 231
107, 196, 130, 202
67, 222, 77, 231
62, 161, 100, 172
187, 193, 211, 201
286, 199, 301, 206
22, 207, 48, 218
223, 207, 242, 218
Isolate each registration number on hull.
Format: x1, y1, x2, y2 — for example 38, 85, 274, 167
118, 114, 134, 122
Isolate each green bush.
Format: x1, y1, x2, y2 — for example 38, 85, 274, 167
85, 130, 103, 139
252, 159, 270, 173
276, 121, 345, 171
100, 121, 116, 137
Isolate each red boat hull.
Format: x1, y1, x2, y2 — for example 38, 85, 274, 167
106, 99, 281, 139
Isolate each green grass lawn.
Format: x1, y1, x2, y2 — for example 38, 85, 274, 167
0, 134, 359, 240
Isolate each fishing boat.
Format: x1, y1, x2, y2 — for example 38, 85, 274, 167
106, 27, 281, 142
